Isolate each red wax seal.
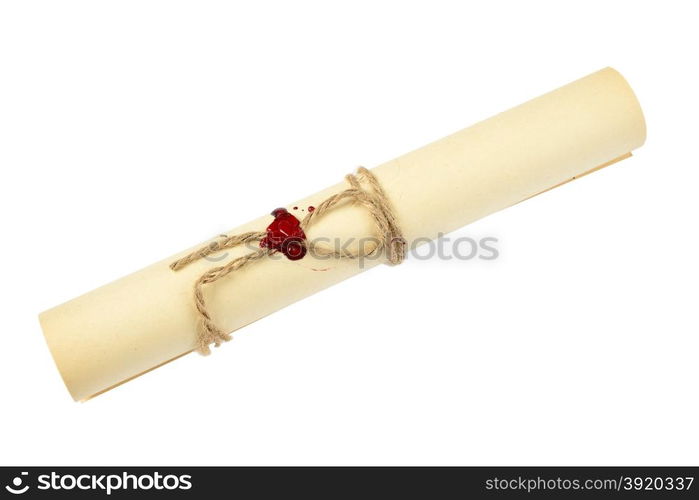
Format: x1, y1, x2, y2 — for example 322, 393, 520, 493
260, 208, 307, 260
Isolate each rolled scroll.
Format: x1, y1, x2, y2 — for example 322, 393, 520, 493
39, 67, 646, 401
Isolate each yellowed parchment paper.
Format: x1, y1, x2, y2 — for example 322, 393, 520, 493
39, 67, 646, 401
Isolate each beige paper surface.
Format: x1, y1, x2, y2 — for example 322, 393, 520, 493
39, 67, 646, 401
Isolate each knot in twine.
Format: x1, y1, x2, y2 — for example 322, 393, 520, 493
170, 167, 406, 355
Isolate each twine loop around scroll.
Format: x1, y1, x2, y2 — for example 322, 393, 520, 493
170, 167, 406, 355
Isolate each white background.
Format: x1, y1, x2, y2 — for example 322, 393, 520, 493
1, 1, 697, 466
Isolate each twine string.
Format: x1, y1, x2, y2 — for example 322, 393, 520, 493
170, 167, 406, 354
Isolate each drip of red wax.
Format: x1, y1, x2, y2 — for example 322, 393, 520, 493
260, 208, 307, 260
308, 206, 315, 213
